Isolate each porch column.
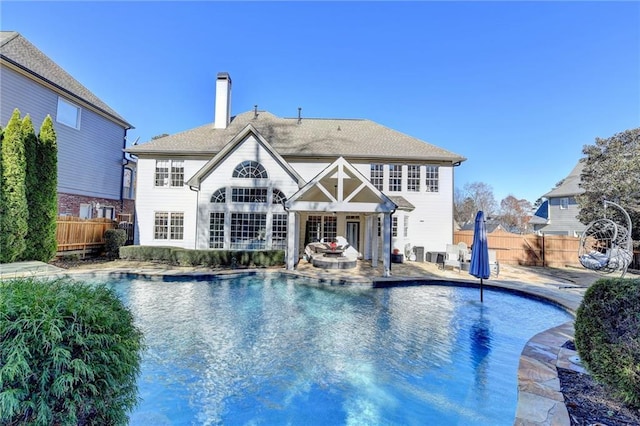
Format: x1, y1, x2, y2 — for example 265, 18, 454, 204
286, 211, 297, 270
383, 212, 391, 277
371, 214, 379, 267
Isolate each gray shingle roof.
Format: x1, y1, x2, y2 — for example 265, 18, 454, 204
127, 110, 466, 163
0, 31, 132, 128
544, 160, 585, 198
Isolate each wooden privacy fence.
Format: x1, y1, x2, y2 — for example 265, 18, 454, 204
56, 217, 117, 255
453, 229, 583, 267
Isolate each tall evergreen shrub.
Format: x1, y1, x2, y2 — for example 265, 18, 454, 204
21, 115, 38, 260
0, 109, 28, 262
31, 115, 58, 261
0, 277, 145, 424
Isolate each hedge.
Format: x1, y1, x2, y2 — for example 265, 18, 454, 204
119, 245, 285, 268
574, 277, 640, 408
0, 277, 144, 425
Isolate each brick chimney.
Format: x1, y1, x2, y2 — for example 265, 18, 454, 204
214, 72, 232, 129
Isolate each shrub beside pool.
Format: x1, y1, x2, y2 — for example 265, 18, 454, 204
0, 277, 145, 425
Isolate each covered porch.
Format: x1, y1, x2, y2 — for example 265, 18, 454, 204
284, 157, 397, 276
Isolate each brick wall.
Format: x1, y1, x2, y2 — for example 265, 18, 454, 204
58, 192, 135, 219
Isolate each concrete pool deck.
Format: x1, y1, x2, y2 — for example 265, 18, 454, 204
2, 258, 633, 425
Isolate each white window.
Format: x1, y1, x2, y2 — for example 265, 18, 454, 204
79, 203, 92, 219
154, 160, 184, 187
97, 206, 115, 220
272, 213, 288, 250
407, 165, 420, 192
230, 213, 267, 249
56, 97, 81, 129
392, 216, 398, 237
154, 212, 184, 240
209, 212, 225, 248
370, 164, 384, 191
233, 161, 268, 179
389, 165, 402, 192
425, 166, 439, 192
560, 197, 569, 209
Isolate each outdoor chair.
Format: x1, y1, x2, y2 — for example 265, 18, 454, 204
488, 249, 500, 277
443, 244, 462, 272
458, 242, 471, 262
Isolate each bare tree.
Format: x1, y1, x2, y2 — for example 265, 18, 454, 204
499, 195, 533, 233
454, 182, 498, 225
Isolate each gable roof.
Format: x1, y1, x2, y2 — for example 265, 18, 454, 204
529, 199, 549, 224
543, 160, 585, 198
286, 156, 397, 213
127, 110, 466, 164
0, 31, 132, 129
186, 124, 304, 189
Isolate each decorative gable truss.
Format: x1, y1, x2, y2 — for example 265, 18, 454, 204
286, 157, 396, 213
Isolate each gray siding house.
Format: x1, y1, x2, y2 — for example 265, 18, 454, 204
529, 160, 587, 236
0, 31, 134, 219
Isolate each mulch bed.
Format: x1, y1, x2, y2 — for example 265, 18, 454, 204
558, 341, 640, 425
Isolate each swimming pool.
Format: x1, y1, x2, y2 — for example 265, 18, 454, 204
99, 274, 571, 425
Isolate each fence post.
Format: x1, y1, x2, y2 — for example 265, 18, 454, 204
542, 234, 545, 267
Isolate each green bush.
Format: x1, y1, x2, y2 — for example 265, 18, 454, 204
118, 245, 285, 268
0, 277, 145, 425
104, 228, 127, 259
574, 277, 640, 408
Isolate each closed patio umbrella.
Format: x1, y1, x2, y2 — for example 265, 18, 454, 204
469, 210, 490, 302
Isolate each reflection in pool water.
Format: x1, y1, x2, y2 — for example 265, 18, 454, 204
100, 274, 571, 425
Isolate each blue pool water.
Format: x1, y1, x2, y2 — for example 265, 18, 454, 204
100, 274, 571, 425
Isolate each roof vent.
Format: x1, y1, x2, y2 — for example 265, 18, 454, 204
254, 105, 258, 119
297, 107, 302, 124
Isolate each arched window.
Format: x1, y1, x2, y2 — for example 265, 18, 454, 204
211, 188, 226, 203
272, 189, 287, 205
232, 161, 268, 179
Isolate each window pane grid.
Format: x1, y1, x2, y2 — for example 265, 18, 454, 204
272, 189, 287, 204
154, 212, 168, 239
389, 165, 402, 192
232, 188, 268, 203
211, 188, 226, 203
233, 161, 268, 179
272, 213, 288, 250
306, 215, 322, 243
370, 164, 384, 191
230, 213, 267, 250
209, 212, 225, 248
155, 160, 169, 187
170, 161, 184, 187
425, 166, 439, 192
407, 165, 420, 192
392, 216, 398, 237
170, 213, 184, 240
323, 216, 337, 242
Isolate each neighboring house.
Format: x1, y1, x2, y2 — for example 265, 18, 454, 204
459, 220, 505, 233
529, 160, 587, 236
127, 73, 466, 272
0, 31, 135, 220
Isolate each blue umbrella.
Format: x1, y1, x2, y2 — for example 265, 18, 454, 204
469, 210, 490, 302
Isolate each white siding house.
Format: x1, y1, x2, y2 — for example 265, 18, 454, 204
127, 73, 466, 272
0, 31, 134, 219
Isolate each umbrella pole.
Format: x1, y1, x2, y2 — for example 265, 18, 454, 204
480, 278, 484, 303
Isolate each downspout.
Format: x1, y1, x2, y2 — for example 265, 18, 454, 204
119, 128, 128, 215
189, 185, 200, 250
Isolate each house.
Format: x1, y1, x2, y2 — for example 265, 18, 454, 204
127, 72, 466, 273
529, 160, 587, 236
0, 31, 135, 220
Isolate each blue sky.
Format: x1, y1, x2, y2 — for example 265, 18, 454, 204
2, 1, 638, 204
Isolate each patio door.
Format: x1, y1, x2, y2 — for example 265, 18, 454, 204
346, 221, 360, 252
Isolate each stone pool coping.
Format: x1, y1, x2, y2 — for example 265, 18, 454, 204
53, 267, 587, 425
